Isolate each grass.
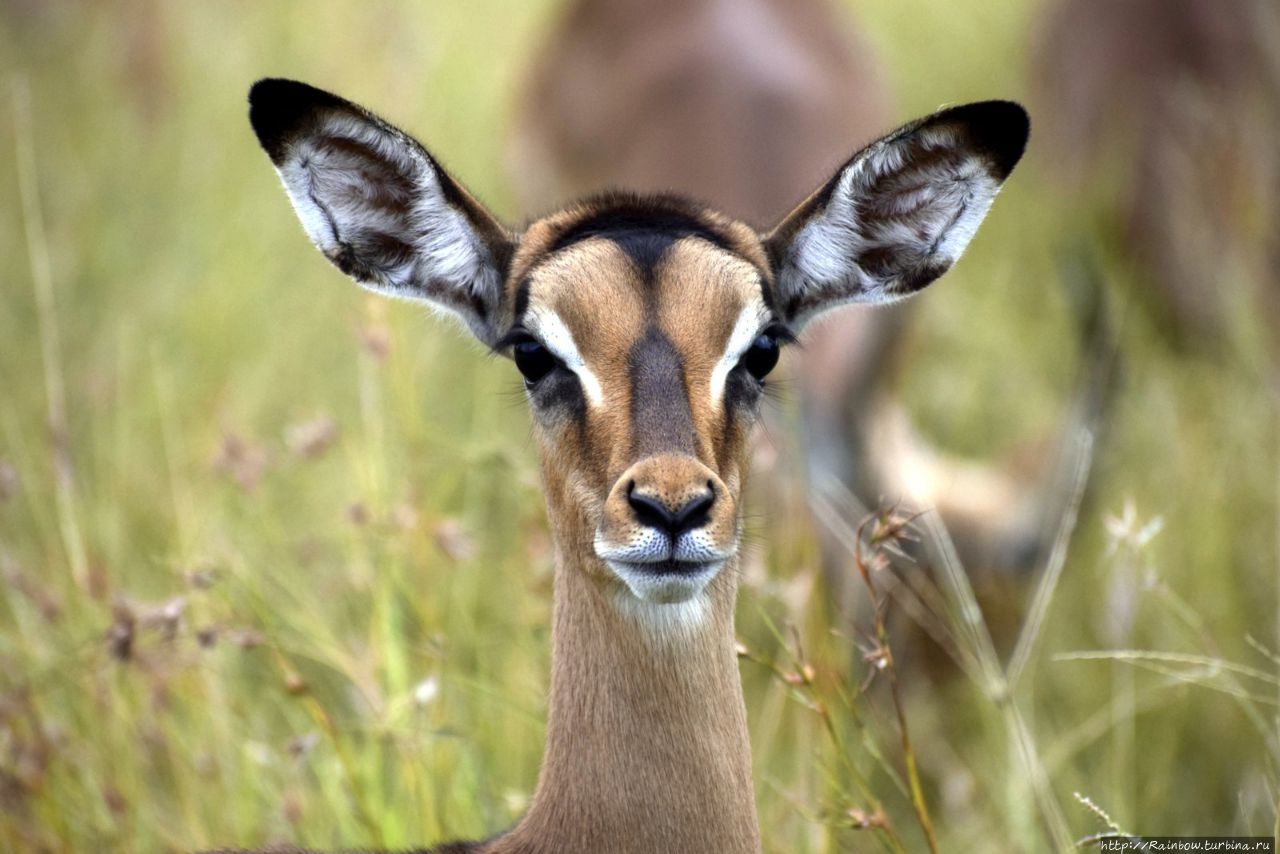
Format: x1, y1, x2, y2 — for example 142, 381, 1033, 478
2, 1, 1278, 851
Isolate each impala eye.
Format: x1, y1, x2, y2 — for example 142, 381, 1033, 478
513, 339, 558, 386
741, 332, 781, 381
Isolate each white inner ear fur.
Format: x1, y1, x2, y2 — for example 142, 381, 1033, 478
524, 306, 605, 406
783, 124, 1001, 320
709, 301, 771, 406
274, 112, 501, 324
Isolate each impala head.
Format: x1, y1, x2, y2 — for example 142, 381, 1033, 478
248, 79, 1027, 614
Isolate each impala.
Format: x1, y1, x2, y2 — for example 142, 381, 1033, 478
221, 78, 1027, 853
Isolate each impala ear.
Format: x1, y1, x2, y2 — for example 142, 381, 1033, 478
248, 78, 514, 345
764, 101, 1029, 329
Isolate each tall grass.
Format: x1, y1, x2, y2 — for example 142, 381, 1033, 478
2, 2, 1277, 851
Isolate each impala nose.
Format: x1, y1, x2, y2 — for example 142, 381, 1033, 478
627, 480, 715, 538
597, 455, 738, 601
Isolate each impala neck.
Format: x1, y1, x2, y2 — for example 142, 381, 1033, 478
499, 549, 760, 854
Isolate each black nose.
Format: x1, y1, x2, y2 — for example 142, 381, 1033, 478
627, 481, 715, 537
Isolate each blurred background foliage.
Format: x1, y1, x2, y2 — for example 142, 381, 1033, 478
0, 1, 1277, 851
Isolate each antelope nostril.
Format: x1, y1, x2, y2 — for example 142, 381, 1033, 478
627, 490, 677, 531
627, 487, 716, 537
673, 489, 714, 534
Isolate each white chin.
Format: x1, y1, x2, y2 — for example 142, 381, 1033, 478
606, 560, 723, 604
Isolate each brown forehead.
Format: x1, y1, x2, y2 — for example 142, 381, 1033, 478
510, 194, 770, 282
507, 196, 772, 356
654, 241, 769, 369
520, 237, 766, 365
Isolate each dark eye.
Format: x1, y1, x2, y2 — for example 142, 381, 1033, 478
513, 339, 558, 386
741, 332, 780, 381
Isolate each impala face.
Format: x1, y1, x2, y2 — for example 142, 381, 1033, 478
508, 203, 783, 604
248, 79, 1028, 612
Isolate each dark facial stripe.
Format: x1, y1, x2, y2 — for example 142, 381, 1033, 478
512, 275, 532, 323
555, 227, 729, 292
549, 204, 734, 257
629, 327, 695, 457
606, 230, 685, 279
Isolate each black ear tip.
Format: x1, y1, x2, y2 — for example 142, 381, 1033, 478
248, 78, 345, 164
944, 100, 1030, 180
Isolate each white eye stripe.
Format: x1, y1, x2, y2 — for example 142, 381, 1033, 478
524, 308, 605, 407
709, 302, 770, 406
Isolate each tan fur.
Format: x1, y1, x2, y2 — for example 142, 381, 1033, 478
491, 547, 756, 854
491, 215, 768, 854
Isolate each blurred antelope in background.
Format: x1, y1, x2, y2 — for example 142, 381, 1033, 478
1034, 0, 1280, 360
227, 74, 1026, 852
512, 0, 1107, 626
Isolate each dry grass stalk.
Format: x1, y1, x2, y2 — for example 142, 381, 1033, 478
851, 505, 939, 854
